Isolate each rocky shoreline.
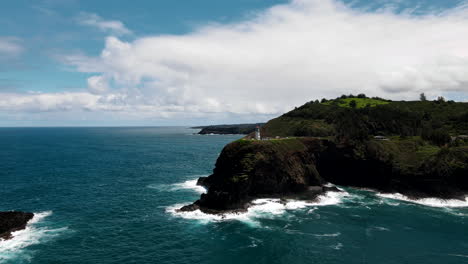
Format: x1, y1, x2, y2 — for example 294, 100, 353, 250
179, 138, 468, 214
0, 211, 34, 240
179, 184, 342, 214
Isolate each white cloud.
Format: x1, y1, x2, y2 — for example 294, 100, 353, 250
76, 12, 132, 36
87, 75, 109, 94
0, 92, 99, 112
0, 37, 24, 57
4, 0, 468, 124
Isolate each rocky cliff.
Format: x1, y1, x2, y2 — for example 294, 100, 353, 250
180, 138, 468, 213
182, 96, 468, 213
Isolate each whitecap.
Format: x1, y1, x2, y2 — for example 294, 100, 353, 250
371, 226, 390, 231
331, 242, 343, 250
313, 232, 341, 237
448, 254, 468, 259
148, 178, 207, 194
377, 193, 468, 208
167, 190, 349, 225
170, 180, 207, 194
165, 204, 255, 225
0, 211, 67, 264
247, 236, 263, 248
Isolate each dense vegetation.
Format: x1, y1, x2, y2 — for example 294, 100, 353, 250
262, 94, 468, 146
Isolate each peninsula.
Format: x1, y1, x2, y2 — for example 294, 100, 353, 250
181, 95, 468, 213
193, 123, 265, 135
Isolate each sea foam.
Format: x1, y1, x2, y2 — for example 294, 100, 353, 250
148, 178, 207, 194
377, 193, 468, 208
0, 211, 67, 264
167, 189, 349, 225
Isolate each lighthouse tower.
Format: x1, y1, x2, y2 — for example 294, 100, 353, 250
255, 126, 261, 140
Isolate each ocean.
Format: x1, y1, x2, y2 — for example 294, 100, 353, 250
0, 127, 467, 264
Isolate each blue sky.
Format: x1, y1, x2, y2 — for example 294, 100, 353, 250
1, 0, 468, 126
1, 0, 288, 93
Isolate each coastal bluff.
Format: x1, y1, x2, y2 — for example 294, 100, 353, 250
180, 138, 468, 213
180, 95, 468, 213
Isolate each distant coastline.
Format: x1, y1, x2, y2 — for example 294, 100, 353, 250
192, 123, 265, 135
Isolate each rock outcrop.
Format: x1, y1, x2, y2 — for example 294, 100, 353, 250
0, 211, 34, 240
181, 138, 326, 213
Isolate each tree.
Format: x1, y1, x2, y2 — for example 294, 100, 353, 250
422, 128, 451, 146
357, 93, 366, 98
349, 100, 357, 108
437, 96, 446, 103
334, 110, 369, 143
420, 93, 427, 101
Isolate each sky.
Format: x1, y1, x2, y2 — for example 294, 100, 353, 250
1, 0, 468, 126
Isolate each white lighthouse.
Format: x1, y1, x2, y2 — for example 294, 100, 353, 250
255, 126, 261, 140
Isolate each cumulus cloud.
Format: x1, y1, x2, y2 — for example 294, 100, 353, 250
87, 75, 109, 94
76, 12, 132, 36
5, 0, 468, 123
64, 0, 468, 115
0, 37, 24, 57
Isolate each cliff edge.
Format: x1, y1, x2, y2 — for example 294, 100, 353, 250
180, 137, 468, 213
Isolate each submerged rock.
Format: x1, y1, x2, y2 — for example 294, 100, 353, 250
0, 211, 34, 240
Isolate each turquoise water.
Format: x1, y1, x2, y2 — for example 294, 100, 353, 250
0, 127, 467, 264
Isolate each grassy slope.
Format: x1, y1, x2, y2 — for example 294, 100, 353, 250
257, 97, 468, 175
263, 97, 391, 138
262, 97, 468, 138
229, 138, 309, 183
323, 97, 389, 108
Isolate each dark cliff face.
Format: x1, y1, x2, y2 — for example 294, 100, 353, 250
0, 211, 34, 240
316, 142, 468, 199
192, 139, 326, 211
181, 138, 468, 213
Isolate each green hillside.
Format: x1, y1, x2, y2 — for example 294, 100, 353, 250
261, 95, 468, 147
322, 97, 389, 108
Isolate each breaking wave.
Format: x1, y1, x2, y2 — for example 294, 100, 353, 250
148, 178, 207, 194
0, 211, 67, 264
377, 193, 468, 208
166, 190, 349, 225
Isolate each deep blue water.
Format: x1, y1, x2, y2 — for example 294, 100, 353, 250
0, 127, 467, 264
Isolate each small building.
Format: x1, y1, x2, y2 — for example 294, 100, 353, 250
255, 126, 261, 140
374, 136, 388, 141
452, 135, 468, 142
